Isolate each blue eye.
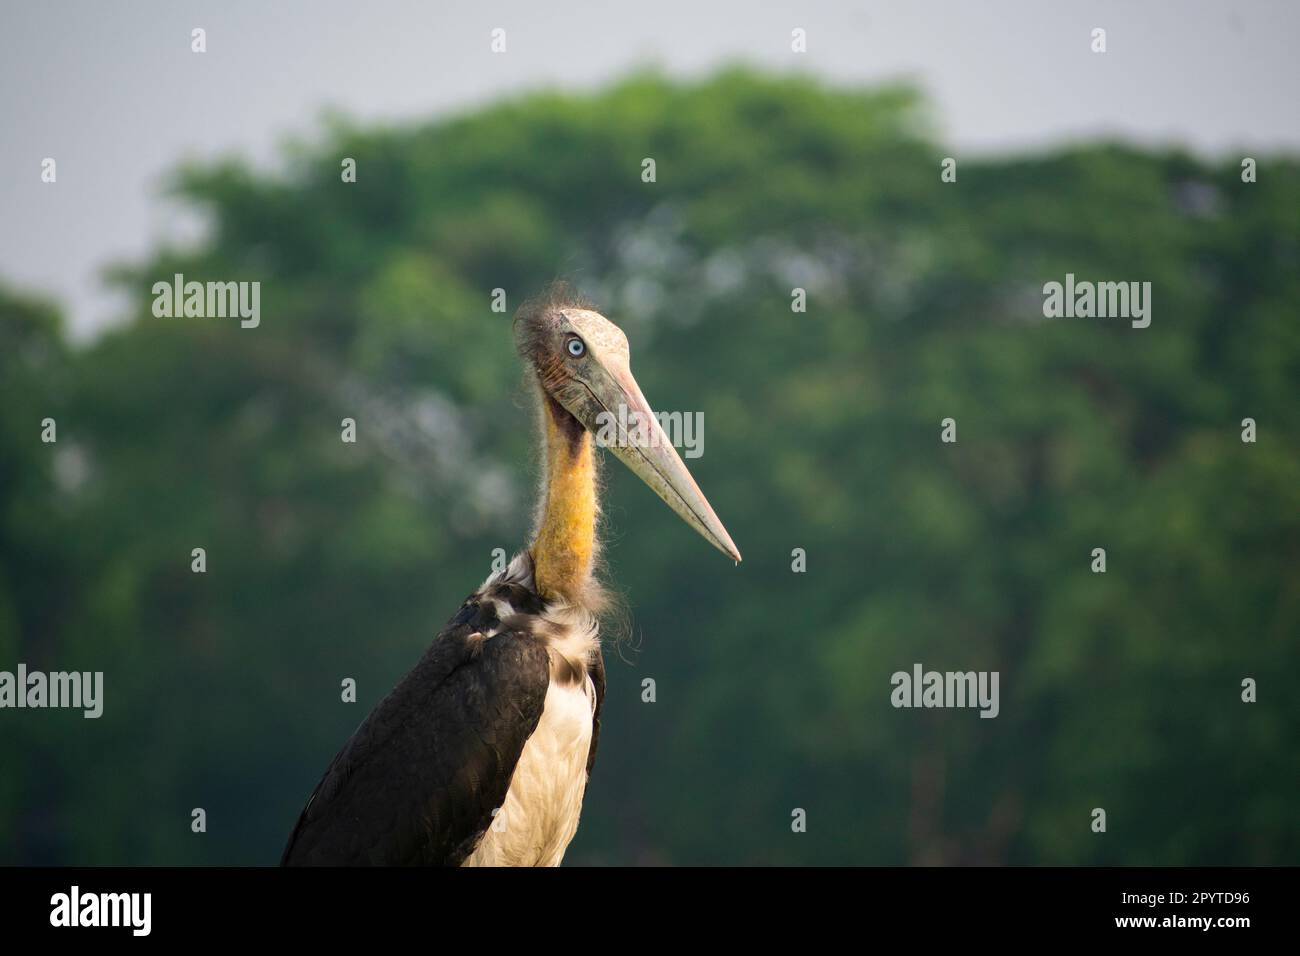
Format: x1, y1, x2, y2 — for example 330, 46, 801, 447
567, 338, 586, 357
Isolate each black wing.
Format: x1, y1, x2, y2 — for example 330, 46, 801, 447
282, 598, 551, 866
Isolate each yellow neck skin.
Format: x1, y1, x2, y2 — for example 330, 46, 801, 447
531, 396, 598, 602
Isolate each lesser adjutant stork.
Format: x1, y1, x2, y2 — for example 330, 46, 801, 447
282, 286, 740, 866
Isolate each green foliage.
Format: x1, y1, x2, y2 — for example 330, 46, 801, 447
1, 69, 1296, 864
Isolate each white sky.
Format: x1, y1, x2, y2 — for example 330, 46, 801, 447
2, 0, 1297, 340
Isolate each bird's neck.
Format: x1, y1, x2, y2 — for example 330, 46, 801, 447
530, 392, 598, 603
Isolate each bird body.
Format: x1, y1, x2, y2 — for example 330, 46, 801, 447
282, 550, 603, 866
283, 288, 738, 866
462, 564, 600, 866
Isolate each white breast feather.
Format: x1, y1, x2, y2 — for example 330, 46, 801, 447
462, 572, 599, 868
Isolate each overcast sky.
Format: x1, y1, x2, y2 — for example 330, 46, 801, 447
2, 0, 1297, 340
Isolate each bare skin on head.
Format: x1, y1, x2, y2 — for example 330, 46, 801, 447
515, 292, 741, 605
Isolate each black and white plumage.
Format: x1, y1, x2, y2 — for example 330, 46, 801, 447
282, 289, 738, 867
281, 552, 604, 866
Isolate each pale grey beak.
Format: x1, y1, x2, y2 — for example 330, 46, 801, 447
560, 355, 742, 563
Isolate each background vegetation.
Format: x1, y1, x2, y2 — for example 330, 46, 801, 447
2, 69, 1296, 864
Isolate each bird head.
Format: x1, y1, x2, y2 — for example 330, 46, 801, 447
515, 290, 741, 563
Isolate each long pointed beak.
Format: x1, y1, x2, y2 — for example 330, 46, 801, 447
565, 360, 741, 563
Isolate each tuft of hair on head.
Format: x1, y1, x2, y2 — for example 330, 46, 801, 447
512, 280, 596, 361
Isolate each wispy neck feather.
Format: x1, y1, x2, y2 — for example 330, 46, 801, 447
531, 391, 599, 604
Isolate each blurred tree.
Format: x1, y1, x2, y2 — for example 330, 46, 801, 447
1, 69, 1296, 864
0, 286, 74, 863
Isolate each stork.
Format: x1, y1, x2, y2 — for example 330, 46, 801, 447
282, 287, 740, 866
